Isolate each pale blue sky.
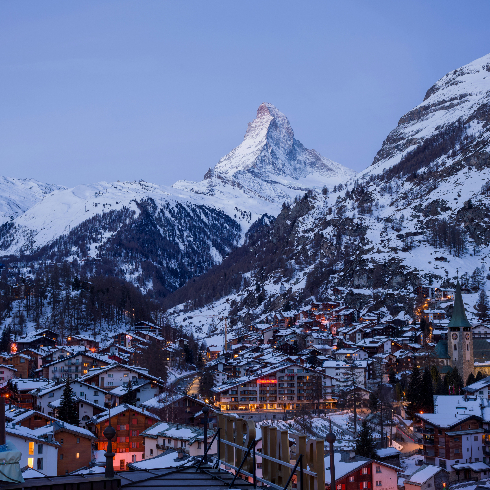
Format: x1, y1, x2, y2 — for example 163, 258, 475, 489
1, 1, 489, 187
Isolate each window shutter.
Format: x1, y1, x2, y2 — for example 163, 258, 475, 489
368, 483, 371, 489
117, 437, 120, 442
117, 425, 120, 430
132, 418, 137, 425
137, 442, 139, 448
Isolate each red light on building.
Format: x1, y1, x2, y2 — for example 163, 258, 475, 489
257, 379, 277, 384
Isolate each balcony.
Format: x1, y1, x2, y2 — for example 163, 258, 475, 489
422, 428, 435, 435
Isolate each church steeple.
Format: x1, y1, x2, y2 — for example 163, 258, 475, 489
447, 280, 474, 384
448, 281, 471, 329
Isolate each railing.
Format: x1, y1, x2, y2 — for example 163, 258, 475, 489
196, 427, 311, 490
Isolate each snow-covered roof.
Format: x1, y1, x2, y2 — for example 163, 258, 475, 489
91, 403, 159, 424
128, 449, 193, 470
141, 422, 213, 444
417, 412, 475, 428
324, 453, 370, 483
464, 376, 490, 393
406, 464, 442, 484
376, 447, 400, 458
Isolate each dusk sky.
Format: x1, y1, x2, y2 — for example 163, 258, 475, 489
1, 1, 489, 188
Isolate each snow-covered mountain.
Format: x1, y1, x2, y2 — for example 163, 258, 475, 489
0, 177, 65, 223
174, 103, 354, 202
0, 104, 352, 296
164, 53, 490, 330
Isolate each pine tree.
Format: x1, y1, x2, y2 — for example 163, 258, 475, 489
369, 391, 379, 413
199, 368, 215, 400
476, 371, 485, 382
0, 326, 11, 352
447, 367, 464, 394
475, 289, 489, 321
406, 366, 422, 418
58, 378, 79, 426
388, 367, 397, 385
355, 420, 376, 458
121, 379, 137, 405
420, 368, 434, 413
466, 372, 476, 387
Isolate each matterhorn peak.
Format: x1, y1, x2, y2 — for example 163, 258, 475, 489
211, 102, 354, 186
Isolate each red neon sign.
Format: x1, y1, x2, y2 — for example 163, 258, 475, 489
257, 379, 277, 384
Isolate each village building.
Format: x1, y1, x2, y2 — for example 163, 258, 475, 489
213, 362, 336, 411
141, 422, 216, 459
89, 403, 159, 471
5, 423, 59, 476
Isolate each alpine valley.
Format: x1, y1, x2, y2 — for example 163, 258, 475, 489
2, 53, 490, 336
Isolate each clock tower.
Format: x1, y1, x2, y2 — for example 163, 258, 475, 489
447, 281, 474, 384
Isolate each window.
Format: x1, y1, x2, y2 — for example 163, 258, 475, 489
77, 438, 80, 444
376, 465, 381, 473
48, 392, 54, 398
150, 449, 153, 456
60, 439, 63, 444
361, 467, 369, 475
376, 482, 382, 487
108, 374, 114, 378
360, 482, 368, 489
38, 444, 43, 455
455, 448, 460, 453
94, 391, 99, 396
120, 460, 125, 470
132, 430, 138, 437
168, 439, 172, 445
76, 453, 80, 459
60, 454, 64, 460
37, 458, 43, 470
132, 442, 137, 448
132, 454, 136, 462
198, 442, 202, 449
475, 436, 479, 441
28, 458, 33, 468
28, 442, 34, 455
80, 392, 85, 397
349, 476, 355, 482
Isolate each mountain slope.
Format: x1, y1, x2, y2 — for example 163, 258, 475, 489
164, 53, 490, 330
0, 104, 352, 298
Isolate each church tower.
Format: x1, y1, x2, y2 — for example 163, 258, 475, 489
447, 281, 474, 383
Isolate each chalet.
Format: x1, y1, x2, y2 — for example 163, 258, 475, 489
9, 379, 54, 409
79, 362, 165, 391
15, 330, 58, 351
109, 378, 165, 407
404, 464, 449, 490
0, 353, 32, 378
6, 423, 59, 476
34, 421, 96, 475
37, 352, 110, 381
34, 380, 111, 415
0, 364, 17, 382
141, 422, 216, 459
334, 348, 368, 362
89, 404, 159, 470
5, 407, 55, 429
324, 453, 400, 490
356, 338, 391, 356
66, 335, 99, 351
142, 394, 216, 426
417, 397, 486, 481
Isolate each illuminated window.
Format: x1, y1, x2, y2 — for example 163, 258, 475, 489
76, 453, 79, 459
28, 442, 34, 455
28, 458, 33, 468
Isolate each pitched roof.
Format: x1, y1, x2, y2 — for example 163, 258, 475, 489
447, 281, 471, 328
